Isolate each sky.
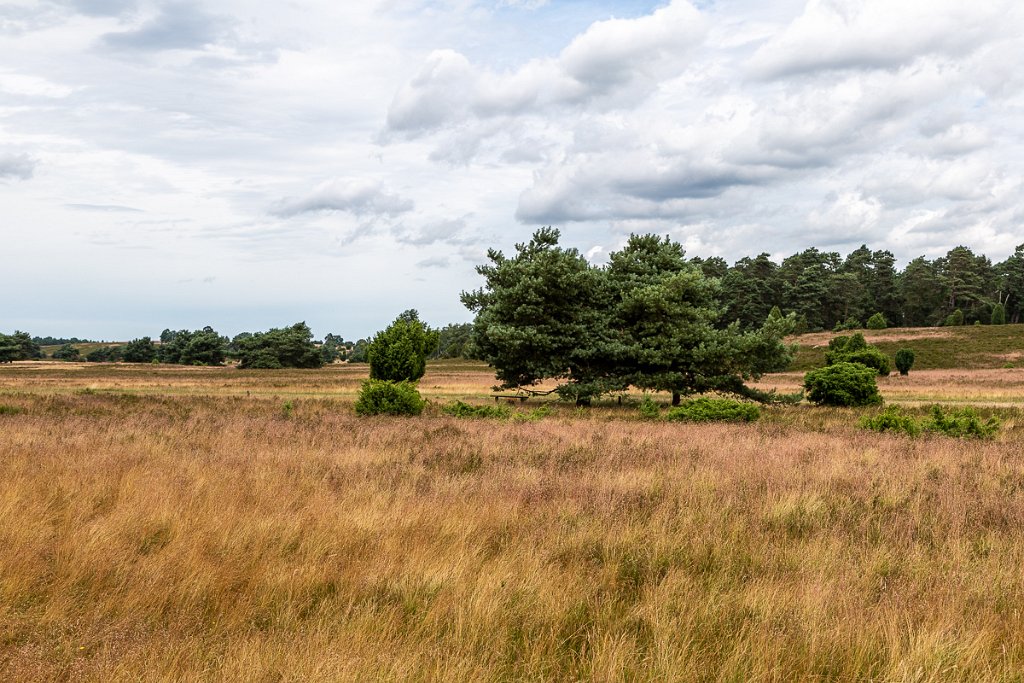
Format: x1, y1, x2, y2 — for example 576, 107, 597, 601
2, 0, 1023, 340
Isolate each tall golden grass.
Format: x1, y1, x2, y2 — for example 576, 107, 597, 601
1, 364, 1023, 680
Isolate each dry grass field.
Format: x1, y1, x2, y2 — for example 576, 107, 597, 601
3, 361, 1024, 681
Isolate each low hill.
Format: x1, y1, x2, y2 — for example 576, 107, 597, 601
40, 342, 126, 358
788, 324, 1024, 371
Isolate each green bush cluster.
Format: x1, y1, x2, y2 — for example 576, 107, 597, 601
860, 406, 920, 436
510, 405, 552, 422
441, 400, 512, 419
0, 404, 22, 416
866, 313, 887, 330
860, 405, 1000, 439
664, 397, 760, 423
803, 362, 882, 407
825, 333, 891, 375
924, 405, 1000, 439
354, 380, 426, 416
637, 395, 661, 419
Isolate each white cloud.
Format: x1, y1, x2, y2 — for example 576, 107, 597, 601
385, 0, 705, 135
271, 179, 414, 218
2, 0, 1024, 339
748, 0, 1015, 78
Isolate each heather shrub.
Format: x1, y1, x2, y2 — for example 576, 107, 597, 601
860, 406, 920, 436
803, 362, 882, 407
354, 380, 425, 416
664, 397, 760, 423
924, 405, 1000, 439
637, 395, 661, 420
441, 400, 511, 419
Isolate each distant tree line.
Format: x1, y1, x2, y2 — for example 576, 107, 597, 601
32, 335, 94, 346
693, 242, 1024, 331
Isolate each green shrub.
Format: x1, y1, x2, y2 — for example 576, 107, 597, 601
992, 303, 1007, 325
441, 400, 511, 419
895, 349, 915, 376
860, 406, 920, 436
833, 316, 862, 332
866, 313, 887, 330
943, 309, 964, 326
664, 397, 760, 422
825, 333, 890, 375
841, 348, 891, 376
803, 362, 882, 407
637, 395, 660, 420
367, 311, 439, 382
924, 405, 1000, 439
827, 333, 868, 355
354, 380, 425, 416
510, 405, 552, 422
0, 404, 22, 416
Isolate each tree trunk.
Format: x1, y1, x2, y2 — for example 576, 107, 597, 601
672, 391, 681, 406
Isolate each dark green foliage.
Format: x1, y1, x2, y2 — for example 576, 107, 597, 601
463, 228, 617, 403
319, 333, 350, 364
860, 406, 920, 436
924, 405, 1000, 439
347, 339, 369, 363
827, 333, 868, 354
433, 323, 475, 359
0, 335, 19, 363
441, 400, 511, 419
943, 309, 964, 326
158, 327, 228, 366
803, 362, 882, 407
367, 310, 439, 382
637, 395, 661, 420
866, 313, 887, 330
840, 349, 891, 376
833, 317, 861, 331
235, 322, 323, 369
354, 380, 425, 416
464, 229, 794, 406
51, 343, 81, 361
664, 397, 760, 422
0, 331, 41, 362
32, 336, 92, 346
895, 349, 915, 375
0, 404, 22, 415
825, 333, 891, 375
991, 304, 1006, 325
122, 337, 156, 363
86, 346, 123, 362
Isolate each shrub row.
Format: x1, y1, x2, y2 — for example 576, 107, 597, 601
639, 396, 761, 423
861, 405, 1000, 439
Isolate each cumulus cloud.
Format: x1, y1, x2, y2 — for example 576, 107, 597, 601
0, 153, 35, 180
748, 0, 1014, 78
385, 0, 705, 135
271, 179, 414, 218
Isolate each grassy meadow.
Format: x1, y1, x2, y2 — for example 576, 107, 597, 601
2, 355, 1024, 680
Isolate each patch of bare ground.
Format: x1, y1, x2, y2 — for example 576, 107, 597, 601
791, 327, 955, 348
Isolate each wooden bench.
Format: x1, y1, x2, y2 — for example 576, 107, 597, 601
492, 394, 529, 402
